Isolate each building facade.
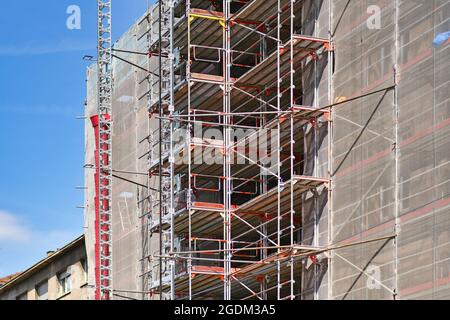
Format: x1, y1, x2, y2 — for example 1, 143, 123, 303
0, 235, 89, 300
84, 0, 450, 300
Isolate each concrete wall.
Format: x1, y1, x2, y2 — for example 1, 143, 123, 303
0, 240, 88, 300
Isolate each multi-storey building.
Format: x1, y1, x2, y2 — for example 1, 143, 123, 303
84, 0, 450, 300
0, 235, 88, 300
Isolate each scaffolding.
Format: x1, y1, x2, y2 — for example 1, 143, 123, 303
140, 0, 344, 300
85, 0, 450, 301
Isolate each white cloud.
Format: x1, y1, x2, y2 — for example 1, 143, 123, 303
0, 210, 82, 276
0, 211, 32, 242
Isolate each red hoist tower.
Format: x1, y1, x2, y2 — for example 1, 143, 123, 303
96, 0, 113, 300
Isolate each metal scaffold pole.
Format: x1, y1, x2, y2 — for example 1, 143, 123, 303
289, 0, 295, 301
143, 4, 152, 300
97, 0, 113, 300
223, 0, 232, 301
276, 0, 282, 300
327, 0, 334, 301
158, 0, 163, 300
186, 0, 193, 301
168, 6, 176, 302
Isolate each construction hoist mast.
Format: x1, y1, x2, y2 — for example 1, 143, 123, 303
97, 0, 113, 300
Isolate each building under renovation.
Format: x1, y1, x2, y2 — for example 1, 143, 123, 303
83, 0, 450, 300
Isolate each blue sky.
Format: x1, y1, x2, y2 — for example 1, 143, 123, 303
0, 1, 149, 277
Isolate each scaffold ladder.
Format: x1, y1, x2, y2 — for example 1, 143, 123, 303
147, 0, 175, 300
161, 0, 175, 301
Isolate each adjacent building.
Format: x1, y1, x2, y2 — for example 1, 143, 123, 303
0, 273, 22, 289
0, 235, 89, 300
